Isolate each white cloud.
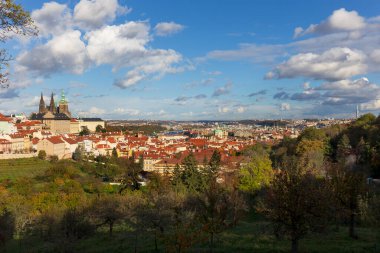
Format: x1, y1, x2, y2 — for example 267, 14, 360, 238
293, 27, 304, 38
15, 7, 187, 89
206, 43, 285, 64
17, 30, 89, 76
218, 106, 230, 113
74, 0, 130, 30
31, 2, 72, 38
88, 107, 105, 115
296, 8, 365, 38
114, 108, 140, 115
154, 22, 184, 36
361, 100, 380, 110
85, 21, 185, 87
236, 106, 246, 113
276, 77, 380, 108
280, 103, 290, 111
85, 21, 150, 66
266, 47, 367, 81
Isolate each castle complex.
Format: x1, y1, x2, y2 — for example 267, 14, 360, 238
31, 91, 104, 134
38, 90, 71, 117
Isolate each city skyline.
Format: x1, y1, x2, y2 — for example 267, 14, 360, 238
1, 0, 380, 120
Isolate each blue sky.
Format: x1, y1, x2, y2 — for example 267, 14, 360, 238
1, 0, 380, 120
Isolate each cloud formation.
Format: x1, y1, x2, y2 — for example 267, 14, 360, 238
74, 0, 129, 30
294, 8, 365, 38
212, 82, 233, 97
17, 30, 89, 76
266, 47, 367, 81
248, 89, 267, 97
16, 1, 187, 89
154, 22, 185, 36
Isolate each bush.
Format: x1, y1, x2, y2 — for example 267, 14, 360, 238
38, 150, 47, 160
49, 155, 59, 163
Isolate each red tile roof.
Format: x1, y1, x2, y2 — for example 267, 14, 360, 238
47, 136, 64, 144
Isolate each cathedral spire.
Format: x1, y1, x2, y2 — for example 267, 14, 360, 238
49, 92, 56, 114
39, 92, 46, 113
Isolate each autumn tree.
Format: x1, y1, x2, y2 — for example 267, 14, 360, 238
327, 164, 367, 239
89, 195, 126, 236
260, 157, 331, 253
38, 150, 46, 160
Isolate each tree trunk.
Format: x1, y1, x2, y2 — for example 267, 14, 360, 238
155, 230, 158, 252
209, 232, 214, 253
349, 212, 357, 239
109, 221, 113, 237
291, 238, 299, 253
134, 232, 138, 253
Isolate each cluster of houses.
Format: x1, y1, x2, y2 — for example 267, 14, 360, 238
0, 111, 307, 173
0, 113, 257, 172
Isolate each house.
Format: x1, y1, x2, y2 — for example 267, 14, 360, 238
9, 134, 25, 153
62, 137, 79, 154
96, 144, 112, 156
37, 136, 66, 159
0, 139, 12, 154
0, 114, 17, 134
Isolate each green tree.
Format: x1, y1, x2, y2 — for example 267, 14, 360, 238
79, 127, 90, 136
336, 134, 352, 164
95, 124, 103, 133
239, 149, 273, 194
181, 153, 205, 193
72, 145, 84, 161
111, 147, 118, 158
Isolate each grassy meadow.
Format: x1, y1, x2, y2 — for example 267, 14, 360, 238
0, 158, 51, 180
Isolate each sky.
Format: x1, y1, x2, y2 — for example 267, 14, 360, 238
1, 0, 380, 120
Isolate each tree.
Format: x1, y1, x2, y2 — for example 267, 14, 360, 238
327, 164, 366, 239
95, 124, 104, 133
0, 209, 15, 244
0, 0, 37, 86
336, 134, 352, 165
38, 150, 46, 160
295, 139, 326, 174
49, 155, 58, 163
260, 157, 331, 253
193, 181, 243, 252
90, 195, 125, 236
79, 127, 90, 136
181, 153, 205, 193
239, 149, 273, 194
111, 147, 118, 158
72, 145, 84, 161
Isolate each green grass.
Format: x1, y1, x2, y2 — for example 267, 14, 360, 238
0, 158, 51, 180
3, 220, 379, 253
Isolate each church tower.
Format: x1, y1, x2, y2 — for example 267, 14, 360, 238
58, 90, 71, 117
39, 93, 47, 114
49, 93, 56, 114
